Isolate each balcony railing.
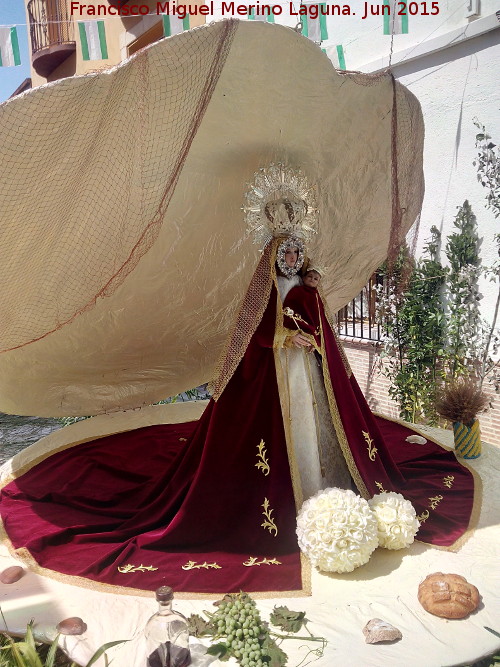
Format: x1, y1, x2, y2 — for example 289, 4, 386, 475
27, 0, 76, 77
337, 273, 384, 341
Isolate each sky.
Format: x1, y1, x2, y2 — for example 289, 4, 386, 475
0, 0, 31, 103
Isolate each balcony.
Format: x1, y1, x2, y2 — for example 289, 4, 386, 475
337, 273, 383, 341
27, 0, 76, 77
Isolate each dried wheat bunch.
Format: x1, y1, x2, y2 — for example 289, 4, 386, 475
435, 379, 489, 424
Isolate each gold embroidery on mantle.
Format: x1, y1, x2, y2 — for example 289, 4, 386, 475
363, 431, 378, 461
428, 495, 443, 510
443, 475, 455, 488
243, 556, 282, 567
117, 564, 158, 573
417, 510, 430, 524
181, 560, 222, 571
375, 481, 387, 493
255, 440, 270, 476
261, 498, 278, 536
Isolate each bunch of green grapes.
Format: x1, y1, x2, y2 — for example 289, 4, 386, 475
211, 592, 269, 667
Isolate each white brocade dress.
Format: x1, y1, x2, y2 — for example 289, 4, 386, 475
276, 276, 351, 501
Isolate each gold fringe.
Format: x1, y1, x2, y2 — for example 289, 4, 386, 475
372, 413, 483, 552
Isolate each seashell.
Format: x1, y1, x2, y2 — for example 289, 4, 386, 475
0, 566, 25, 584
363, 618, 402, 644
56, 617, 88, 635
405, 435, 427, 445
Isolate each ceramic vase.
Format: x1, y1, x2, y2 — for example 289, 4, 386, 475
453, 419, 481, 459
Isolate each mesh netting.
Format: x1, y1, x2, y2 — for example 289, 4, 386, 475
0, 19, 425, 416
337, 67, 424, 276
210, 239, 276, 399
210, 71, 424, 396
0, 19, 237, 353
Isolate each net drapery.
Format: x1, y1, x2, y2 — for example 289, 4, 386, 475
0, 20, 424, 416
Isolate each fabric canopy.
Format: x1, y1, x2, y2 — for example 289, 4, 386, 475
0, 19, 424, 416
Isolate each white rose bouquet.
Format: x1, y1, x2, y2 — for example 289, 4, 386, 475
296, 488, 379, 573
368, 492, 420, 550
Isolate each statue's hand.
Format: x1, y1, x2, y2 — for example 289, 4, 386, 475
290, 333, 312, 348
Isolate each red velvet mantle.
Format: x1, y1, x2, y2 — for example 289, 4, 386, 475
283, 284, 475, 547
0, 283, 476, 594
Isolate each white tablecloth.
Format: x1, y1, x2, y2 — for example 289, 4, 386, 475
0, 408, 498, 667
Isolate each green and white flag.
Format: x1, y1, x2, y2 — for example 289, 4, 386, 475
383, 0, 408, 34
162, 14, 190, 36
78, 21, 108, 61
324, 44, 346, 70
248, 9, 274, 22
0, 27, 21, 67
302, 4, 328, 42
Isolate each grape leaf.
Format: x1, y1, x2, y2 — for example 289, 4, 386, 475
187, 613, 213, 637
213, 594, 233, 606
206, 642, 229, 659
270, 605, 307, 633
261, 636, 288, 667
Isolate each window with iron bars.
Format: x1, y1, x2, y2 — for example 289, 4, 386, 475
336, 271, 384, 341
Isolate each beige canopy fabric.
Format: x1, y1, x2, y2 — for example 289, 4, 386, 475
0, 19, 424, 417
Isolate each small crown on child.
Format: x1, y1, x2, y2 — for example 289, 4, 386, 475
305, 263, 326, 277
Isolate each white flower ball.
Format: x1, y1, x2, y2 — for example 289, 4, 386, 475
296, 488, 379, 573
368, 492, 420, 550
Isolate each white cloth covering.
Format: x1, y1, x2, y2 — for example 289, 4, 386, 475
0, 406, 498, 667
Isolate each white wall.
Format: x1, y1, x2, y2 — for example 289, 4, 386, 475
395, 29, 500, 322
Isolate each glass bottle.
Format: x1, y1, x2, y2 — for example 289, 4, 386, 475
145, 586, 191, 667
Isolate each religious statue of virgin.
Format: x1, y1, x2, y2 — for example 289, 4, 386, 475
0, 165, 476, 597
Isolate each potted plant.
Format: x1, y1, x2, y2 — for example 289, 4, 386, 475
435, 379, 489, 459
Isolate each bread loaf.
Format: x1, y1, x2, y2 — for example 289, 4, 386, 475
418, 573, 480, 619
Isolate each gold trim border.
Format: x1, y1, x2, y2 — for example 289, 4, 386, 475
0, 518, 311, 599
0, 434, 116, 489
318, 308, 370, 499
0, 402, 209, 489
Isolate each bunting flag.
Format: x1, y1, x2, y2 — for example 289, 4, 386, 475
248, 9, 275, 22
78, 21, 108, 61
0, 26, 21, 67
162, 14, 191, 36
383, 0, 409, 34
324, 45, 346, 70
302, 4, 328, 42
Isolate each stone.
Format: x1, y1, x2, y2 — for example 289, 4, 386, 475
0, 566, 24, 584
56, 617, 88, 635
405, 435, 427, 445
363, 618, 402, 644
